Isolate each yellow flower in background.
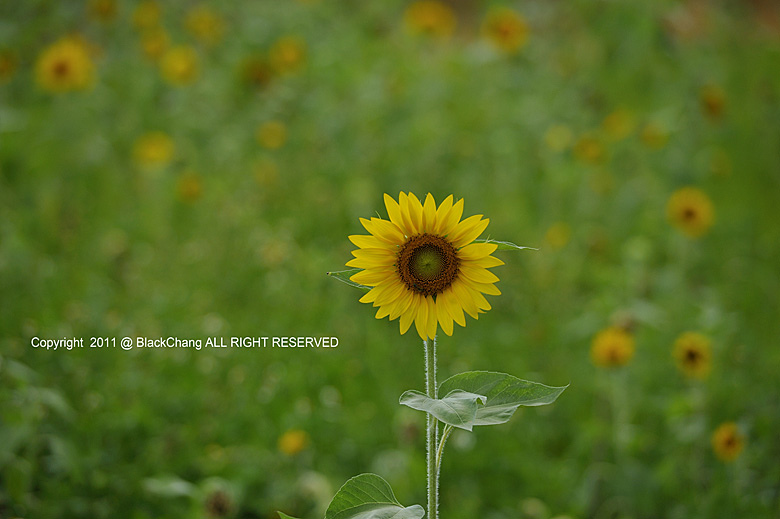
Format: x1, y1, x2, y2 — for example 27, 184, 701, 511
404, 1, 457, 38
35, 37, 95, 92
673, 331, 712, 379
269, 36, 306, 75
602, 108, 635, 141
700, 83, 726, 120
241, 55, 274, 89
711, 422, 744, 462
133, 131, 174, 168
160, 46, 199, 85
176, 171, 203, 202
88, 0, 118, 22
256, 120, 288, 150
666, 187, 714, 238
482, 7, 529, 54
278, 429, 309, 456
590, 327, 635, 368
544, 222, 571, 250
133, 0, 161, 30
348, 193, 502, 341
185, 5, 225, 47
573, 134, 605, 165
544, 124, 573, 152
640, 121, 669, 149
140, 28, 170, 60
0, 51, 16, 83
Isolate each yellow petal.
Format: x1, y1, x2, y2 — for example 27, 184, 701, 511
359, 285, 381, 304
451, 281, 480, 319
449, 215, 489, 248
414, 294, 429, 340
458, 242, 498, 260
407, 193, 424, 235
376, 304, 392, 319
360, 217, 405, 244
461, 279, 501, 296
350, 248, 396, 268
400, 294, 419, 334
426, 296, 438, 339
472, 255, 505, 268
350, 268, 395, 286
398, 192, 418, 236
384, 193, 407, 235
439, 287, 466, 326
459, 265, 500, 284
349, 234, 394, 250
372, 280, 406, 307
389, 290, 414, 320
433, 195, 454, 235
436, 297, 454, 336
441, 197, 464, 236
422, 193, 437, 234
469, 287, 492, 311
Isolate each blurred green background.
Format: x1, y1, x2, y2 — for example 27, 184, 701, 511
2, 0, 780, 518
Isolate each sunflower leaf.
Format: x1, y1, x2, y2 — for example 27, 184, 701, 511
476, 238, 537, 252
325, 473, 425, 519
438, 371, 567, 427
327, 269, 371, 291
399, 389, 487, 431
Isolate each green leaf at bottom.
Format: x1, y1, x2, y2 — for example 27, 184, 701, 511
439, 371, 567, 427
325, 473, 425, 519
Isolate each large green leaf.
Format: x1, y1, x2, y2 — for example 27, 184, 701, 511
475, 238, 537, 252
399, 389, 487, 431
325, 473, 425, 519
438, 371, 567, 427
327, 269, 371, 291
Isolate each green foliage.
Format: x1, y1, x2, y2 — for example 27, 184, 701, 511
399, 389, 486, 431
324, 474, 424, 519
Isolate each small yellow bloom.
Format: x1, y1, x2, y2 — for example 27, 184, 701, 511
482, 7, 529, 54
700, 84, 726, 120
573, 134, 605, 165
544, 124, 573, 152
185, 5, 225, 47
35, 37, 95, 92
348, 193, 502, 340
666, 187, 714, 238
590, 327, 635, 368
640, 121, 669, 149
544, 222, 571, 250
269, 36, 306, 75
673, 331, 712, 379
140, 28, 170, 60
256, 120, 288, 150
711, 422, 744, 462
160, 46, 199, 86
133, 131, 174, 168
404, 1, 457, 38
176, 171, 203, 202
602, 108, 635, 141
133, 0, 161, 30
278, 429, 309, 456
88, 0, 118, 22
0, 51, 17, 84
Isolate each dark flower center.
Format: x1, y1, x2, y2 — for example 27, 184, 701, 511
682, 207, 697, 221
53, 60, 70, 78
397, 233, 459, 297
685, 347, 701, 364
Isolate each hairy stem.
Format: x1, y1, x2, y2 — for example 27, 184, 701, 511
424, 337, 438, 519
436, 424, 454, 476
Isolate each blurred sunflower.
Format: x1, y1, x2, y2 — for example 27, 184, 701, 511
543, 124, 573, 152
269, 36, 306, 75
482, 7, 529, 54
590, 326, 635, 368
35, 37, 95, 92
185, 5, 225, 47
256, 120, 288, 149
88, 0, 117, 22
132, 0, 161, 30
666, 187, 714, 238
711, 422, 744, 462
544, 222, 571, 250
347, 193, 502, 341
160, 46, 199, 85
176, 171, 203, 202
278, 429, 309, 456
404, 1, 457, 38
673, 331, 712, 379
140, 28, 170, 61
0, 51, 16, 83
640, 121, 669, 149
602, 108, 635, 141
240, 55, 274, 89
700, 83, 726, 120
573, 134, 606, 165
133, 131, 174, 168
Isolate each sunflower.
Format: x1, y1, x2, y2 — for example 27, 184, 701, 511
673, 331, 712, 379
482, 7, 529, 54
666, 187, 714, 238
590, 326, 635, 368
404, 1, 457, 38
35, 37, 95, 92
347, 193, 503, 341
711, 422, 744, 462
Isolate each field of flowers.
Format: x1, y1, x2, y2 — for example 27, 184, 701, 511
2, 1, 780, 518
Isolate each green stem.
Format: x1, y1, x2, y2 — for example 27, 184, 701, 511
424, 337, 438, 519
436, 424, 454, 475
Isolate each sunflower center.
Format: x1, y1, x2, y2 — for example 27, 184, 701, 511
53, 60, 70, 77
685, 348, 701, 364
682, 207, 697, 221
397, 233, 459, 297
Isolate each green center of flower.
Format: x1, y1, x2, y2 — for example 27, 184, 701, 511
397, 233, 459, 297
